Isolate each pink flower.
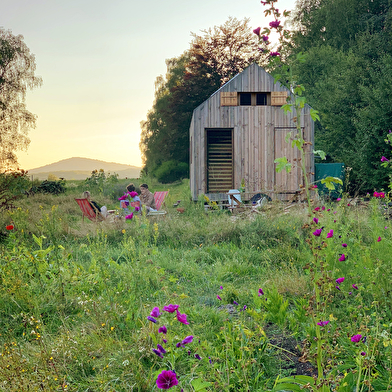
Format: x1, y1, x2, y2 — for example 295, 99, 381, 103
361, 351, 366, 356
156, 370, 179, 389
163, 304, 179, 313
342, 243, 347, 247
317, 320, 329, 326
118, 194, 128, 201
351, 334, 362, 343
313, 217, 319, 224
381, 156, 389, 162
262, 35, 269, 42
312, 185, 318, 189
176, 310, 190, 325
253, 27, 261, 36
339, 254, 346, 262
352, 284, 359, 290
128, 191, 138, 198
322, 206, 325, 210
377, 236, 381, 242
217, 295, 222, 301
336, 277, 345, 285
269, 20, 281, 28
150, 307, 161, 317
326, 229, 334, 238
125, 213, 133, 220
270, 51, 280, 57
314, 207, 320, 211
258, 288, 264, 296
313, 228, 323, 236
158, 325, 167, 334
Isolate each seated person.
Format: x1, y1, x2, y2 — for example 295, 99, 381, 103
119, 183, 141, 214
139, 183, 156, 212
82, 191, 108, 218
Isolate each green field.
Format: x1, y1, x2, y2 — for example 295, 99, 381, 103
1, 179, 391, 391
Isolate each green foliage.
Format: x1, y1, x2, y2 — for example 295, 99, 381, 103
28, 179, 66, 195
320, 176, 343, 191
84, 169, 119, 195
274, 156, 292, 173
0, 169, 30, 211
153, 160, 189, 183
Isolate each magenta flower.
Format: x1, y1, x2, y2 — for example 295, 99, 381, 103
181, 335, 193, 345
258, 288, 264, 296
217, 295, 222, 301
158, 325, 167, 334
342, 243, 347, 247
253, 27, 261, 36
269, 20, 281, 28
327, 208, 331, 211
339, 254, 346, 262
336, 198, 341, 201
128, 191, 138, 198
352, 284, 359, 290
322, 206, 325, 210
335, 286, 341, 291
262, 35, 269, 41
381, 156, 389, 162
243, 305, 247, 311
313, 217, 319, 224
156, 370, 179, 389
118, 194, 128, 201
125, 213, 133, 220
377, 236, 381, 242
326, 229, 334, 238
176, 310, 190, 325
314, 207, 320, 211
147, 316, 157, 323
351, 334, 362, 343
175, 342, 181, 348
361, 351, 366, 356
374, 191, 386, 198
270, 51, 280, 57
135, 206, 140, 212
157, 344, 166, 354
194, 354, 201, 360
336, 277, 345, 285
163, 304, 179, 313
233, 300, 239, 305
219, 285, 223, 289
313, 228, 323, 236
150, 307, 161, 318
317, 320, 330, 326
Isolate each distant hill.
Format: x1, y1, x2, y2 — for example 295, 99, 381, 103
28, 157, 141, 180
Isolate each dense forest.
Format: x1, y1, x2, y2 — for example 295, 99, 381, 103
140, 0, 392, 193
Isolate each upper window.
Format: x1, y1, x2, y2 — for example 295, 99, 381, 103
221, 91, 286, 106
239, 93, 252, 106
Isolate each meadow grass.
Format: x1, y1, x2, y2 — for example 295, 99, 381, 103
0, 180, 391, 391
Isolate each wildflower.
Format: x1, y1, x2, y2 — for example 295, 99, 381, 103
262, 35, 269, 42
352, 284, 359, 290
219, 286, 223, 290
342, 243, 347, 247
135, 206, 140, 212
258, 288, 264, 296
269, 20, 281, 28
233, 300, 239, 305
322, 206, 325, 210
158, 325, 167, 334
242, 305, 247, 311
194, 354, 201, 360
313, 217, 318, 224
153, 349, 164, 358
377, 236, 381, 242
176, 342, 182, 348
381, 156, 389, 162
327, 208, 331, 211
270, 51, 280, 57
157, 344, 166, 354
336, 277, 345, 285
339, 254, 346, 262
351, 334, 362, 343
314, 207, 320, 211
147, 316, 157, 323
6, 225, 14, 230
349, 292, 352, 295
361, 351, 366, 356
362, 336, 367, 343
313, 228, 323, 236
181, 336, 193, 345
163, 339, 167, 343
176, 310, 190, 325
150, 307, 161, 318
217, 295, 222, 301
336, 198, 341, 201
163, 304, 179, 313
128, 191, 138, 198
335, 286, 341, 291
317, 321, 330, 326
156, 370, 179, 389
312, 185, 318, 189
118, 194, 128, 201
125, 213, 133, 220
187, 350, 191, 355
253, 27, 261, 36
209, 357, 212, 364
326, 229, 334, 238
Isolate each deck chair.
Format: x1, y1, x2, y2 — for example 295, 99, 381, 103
75, 198, 105, 222
148, 191, 168, 216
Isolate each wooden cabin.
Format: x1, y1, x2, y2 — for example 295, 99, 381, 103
189, 63, 314, 202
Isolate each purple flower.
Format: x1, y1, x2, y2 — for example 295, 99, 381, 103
147, 316, 157, 323
381, 156, 389, 162
336, 277, 345, 285
194, 354, 201, 360
135, 206, 140, 212
327, 208, 331, 211
335, 286, 341, 291
128, 191, 138, 198
176, 310, 190, 325
157, 344, 166, 354
181, 335, 194, 345
317, 320, 330, 326
163, 304, 179, 313
156, 370, 179, 389
336, 198, 341, 201
270, 51, 280, 57
253, 27, 261, 36
352, 284, 359, 290
125, 213, 134, 220
233, 300, 239, 305
158, 325, 167, 334
153, 349, 164, 358
361, 351, 366, 356
313, 228, 323, 236
322, 206, 325, 211
163, 339, 167, 343
262, 35, 269, 42
118, 194, 128, 201
187, 350, 191, 355
242, 305, 247, 311
217, 295, 222, 301
349, 292, 352, 295
269, 20, 281, 28
351, 334, 362, 343
314, 207, 321, 211
339, 254, 346, 262
362, 336, 367, 343
150, 307, 161, 318
209, 357, 212, 364
342, 243, 347, 247
377, 236, 381, 242
326, 229, 334, 238
258, 288, 264, 296
219, 285, 223, 290
313, 217, 319, 224
176, 342, 182, 348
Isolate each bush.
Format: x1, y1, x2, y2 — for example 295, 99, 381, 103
153, 160, 189, 183
28, 180, 66, 195
0, 170, 30, 211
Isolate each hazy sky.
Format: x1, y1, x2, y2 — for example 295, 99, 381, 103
3, 0, 296, 170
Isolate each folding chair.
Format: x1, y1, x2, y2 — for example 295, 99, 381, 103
148, 191, 168, 216
75, 198, 105, 222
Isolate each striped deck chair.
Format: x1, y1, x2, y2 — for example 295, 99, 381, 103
148, 191, 168, 216
75, 198, 105, 222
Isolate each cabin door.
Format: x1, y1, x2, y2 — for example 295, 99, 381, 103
206, 129, 233, 193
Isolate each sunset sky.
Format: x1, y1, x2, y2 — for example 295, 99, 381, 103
3, 0, 295, 170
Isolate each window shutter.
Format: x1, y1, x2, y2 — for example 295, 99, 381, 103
271, 91, 288, 106
220, 92, 237, 106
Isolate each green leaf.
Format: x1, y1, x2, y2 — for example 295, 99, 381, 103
274, 74, 282, 83
281, 103, 292, 114
274, 157, 292, 173
285, 131, 292, 143
291, 139, 303, 151
296, 52, 307, 63
278, 375, 315, 385
310, 108, 320, 122
273, 383, 303, 392
295, 96, 306, 109
321, 176, 343, 191
313, 149, 326, 160
191, 378, 212, 391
